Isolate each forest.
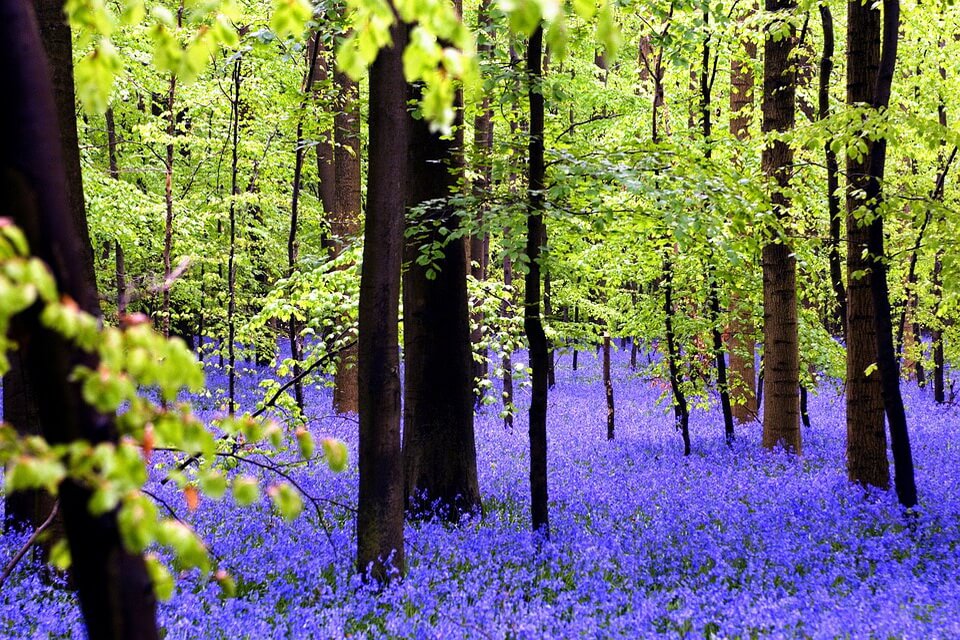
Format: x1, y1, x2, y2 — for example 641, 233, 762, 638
1, 0, 960, 636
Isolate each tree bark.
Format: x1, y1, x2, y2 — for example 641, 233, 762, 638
845, 0, 888, 488
604, 334, 614, 440
402, 64, 482, 522
470, 0, 494, 406
501, 254, 515, 428
1, 1, 159, 635
331, 67, 362, 414
728, 4, 757, 423
760, 0, 801, 453
526, 25, 550, 537
865, 0, 916, 508
819, 5, 846, 337
357, 21, 407, 581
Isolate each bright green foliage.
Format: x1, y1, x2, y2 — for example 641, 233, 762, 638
0, 222, 347, 601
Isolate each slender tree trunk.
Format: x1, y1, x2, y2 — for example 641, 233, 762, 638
604, 333, 614, 440
1, 1, 159, 635
403, 31, 482, 521
933, 252, 945, 403
357, 20, 407, 580
286, 37, 323, 417
664, 255, 691, 455
760, 0, 801, 453
845, 0, 887, 487
544, 268, 556, 388
819, 5, 846, 337
864, 0, 916, 508
105, 107, 119, 180
526, 25, 550, 537
116, 241, 126, 317
699, 14, 734, 444
728, 3, 758, 423
572, 305, 579, 371
501, 253, 515, 428
226, 58, 242, 415
162, 56, 178, 338
470, 0, 494, 406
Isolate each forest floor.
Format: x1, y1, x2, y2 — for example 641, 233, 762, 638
2, 347, 960, 638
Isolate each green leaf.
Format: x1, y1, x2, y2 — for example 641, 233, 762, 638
268, 483, 303, 521
199, 470, 227, 499
232, 475, 260, 506
321, 438, 348, 472
295, 427, 314, 460
74, 39, 122, 114
145, 554, 174, 601
49, 539, 72, 571
270, 0, 312, 39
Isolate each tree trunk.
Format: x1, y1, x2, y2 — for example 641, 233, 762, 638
501, 253, 515, 428
1, 1, 159, 635
845, 0, 887, 488
819, 5, 846, 337
760, 0, 800, 453
604, 334, 614, 440
357, 21, 407, 581
470, 0, 494, 406
332, 68, 362, 414
933, 251, 945, 403
728, 4, 757, 423
526, 25, 550, 537
226, 58, 242, 415
402, 62, 482, 522
663, 255, 691, 455
864, 0, 916, 508
699, 16, 734, 444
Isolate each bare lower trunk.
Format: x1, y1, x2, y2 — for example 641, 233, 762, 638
526, 26, 550, 537
2, 2, 159, 634
845, 0, 887, 488
357, 22, 407, 580
760, 0, 800, 453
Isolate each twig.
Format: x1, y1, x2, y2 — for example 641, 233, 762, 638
0, 501, 59, 590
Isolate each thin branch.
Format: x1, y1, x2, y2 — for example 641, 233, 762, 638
0, 501, 59, 590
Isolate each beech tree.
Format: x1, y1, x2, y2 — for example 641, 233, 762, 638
845, 0, 888, 489
1, 0, 159, 635
356, 21, 408, 580
760, 0, 801, 453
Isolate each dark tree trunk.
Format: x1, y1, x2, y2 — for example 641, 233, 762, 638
604, 334, 614, 440
403, 66, 482, 522
501, 253, 515, 429
572, 306, 579, 371
845, 0, 888, 488
332, 67, 362, 414
800, 385, 811, 429
933, 252, 945, 403
819, 5, 846, 337
699, 18, 734, 445
1, 1, 159, 636
864, 0, 916, 508
286, 36, 324, 417
116, 241, 126, 317
544, 269, 556, 389
4, 0, 96, 542
526, 25, 550, 537
663, 255, 691, 455
760, 0, 800, 453
357, 21, 407, 581
227, 58, 241, 415
105, 107, 119, 180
